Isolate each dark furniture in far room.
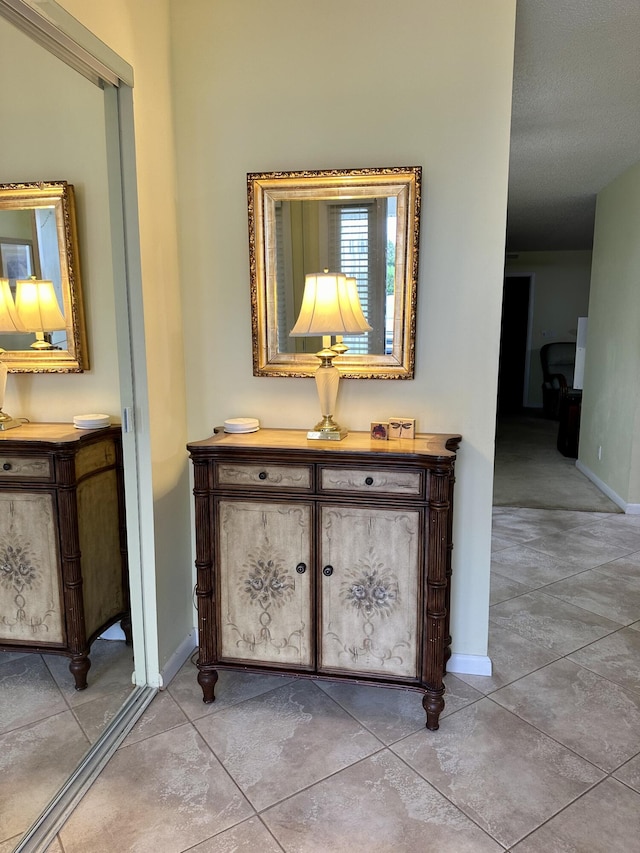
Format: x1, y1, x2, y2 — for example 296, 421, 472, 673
540, 341, 577, 419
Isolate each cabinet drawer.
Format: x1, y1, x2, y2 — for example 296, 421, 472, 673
216, 462, 312, 490
0, 455, 52, 481
320, 466, 422, 496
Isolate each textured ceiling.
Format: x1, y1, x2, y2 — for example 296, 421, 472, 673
506, 0, 640, 251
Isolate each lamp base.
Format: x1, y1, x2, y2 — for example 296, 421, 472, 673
0, 410, 21, 430
307, 426, 347, 441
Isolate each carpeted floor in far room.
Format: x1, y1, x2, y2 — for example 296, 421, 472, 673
493, 414, 621, 513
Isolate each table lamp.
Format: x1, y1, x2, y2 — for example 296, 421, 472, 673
0, 278, 25, 430
290, 270, 371, 440
15, 277, 66, 350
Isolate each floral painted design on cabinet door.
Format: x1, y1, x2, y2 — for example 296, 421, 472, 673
218, 499, 313, 667
0, 492, 64, 642
320, 506, 420, 678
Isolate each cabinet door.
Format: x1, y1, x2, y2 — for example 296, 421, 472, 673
319, 505, 420, 679
0, 491, 65, 644
217, 499, 313, 668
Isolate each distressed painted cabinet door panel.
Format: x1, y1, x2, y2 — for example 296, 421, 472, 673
0, 491, 64, 644
218, 499, 313, 668
319, 505, 420, 679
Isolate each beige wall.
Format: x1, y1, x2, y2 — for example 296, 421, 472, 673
580, 159, 640, 508
46, 0, 194, 673
505, 251, 592, 407
172, 0, 516, 660
28, 0, 516, 668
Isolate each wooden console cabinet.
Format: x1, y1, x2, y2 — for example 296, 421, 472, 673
0, 423, 130, 689
188, 429, 460, 730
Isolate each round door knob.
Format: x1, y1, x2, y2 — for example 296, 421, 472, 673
322, 565, 334, 577
258, 471, 267, 480
365, 476, 374, 485
295, 562, 306, 574
2, 463, 11, 471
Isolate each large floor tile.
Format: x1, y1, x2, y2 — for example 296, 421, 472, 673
0, 653, 68, 735
490, 590, 621, 654
187, 817, 282, 852
491, 544, 584, 587
262, 749, 503, 853
613, 752, 640, 793
316, 674, 482, 745
120, 688, 189, 747
58, 724, 253, 853
489, 570, 535, 604
168, 661, 293, 722
492, 658, 640, 772
0, 712, 90, 842
453, 623, 559, 694
577, 519, 640, 551
544, 568, 640, 625
523, 527, 633, 570
491, 509, 602, 544
43, 639, 134, 707
568, 626, 640, 696
590, 549, 640, 582
392, 699, 604, 849
511, 778, 640, 852
194, 680, 382, 811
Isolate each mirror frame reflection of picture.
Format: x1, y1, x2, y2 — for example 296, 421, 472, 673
0, 181, 89, 372
248, 166, 421, 379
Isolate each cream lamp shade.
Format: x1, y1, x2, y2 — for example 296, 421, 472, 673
290, 271, 372, 337
15, 278, 66, 350
0, 277, 26, 335
290, 271, 371, 440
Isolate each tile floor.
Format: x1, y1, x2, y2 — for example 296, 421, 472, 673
4, 507, 640, 852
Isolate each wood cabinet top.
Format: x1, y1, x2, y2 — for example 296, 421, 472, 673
188, 428, 461, 460
0, 422, 120, 447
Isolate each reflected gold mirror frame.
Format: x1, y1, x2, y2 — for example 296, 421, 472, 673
0, 181, 88, 372
248, 166, 421, 378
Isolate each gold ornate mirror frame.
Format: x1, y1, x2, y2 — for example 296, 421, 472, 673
248, 166, 421, 378
0, 181, 88, 372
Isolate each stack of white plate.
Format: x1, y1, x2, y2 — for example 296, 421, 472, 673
73, 413, 111, 430
224, 417, 260, 434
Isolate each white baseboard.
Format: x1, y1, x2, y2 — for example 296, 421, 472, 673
574, 460, 639, 513
158, 630, 197, 689
447, 653, 492, 677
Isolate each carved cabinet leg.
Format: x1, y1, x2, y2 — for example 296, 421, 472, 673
69, 654, 91, 691
198, 666, 218, 704
423, 687, 445, 731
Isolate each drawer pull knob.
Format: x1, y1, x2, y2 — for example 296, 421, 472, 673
258, 471, 268, 480
296, 562, 306, 574
365, 476, 374, 486
322, 565, 334, 577
2, 463, 11, 471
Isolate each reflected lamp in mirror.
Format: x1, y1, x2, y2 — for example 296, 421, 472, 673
15, 278, 66, 349
0, 279, 23, 429
290, 270, 371, 440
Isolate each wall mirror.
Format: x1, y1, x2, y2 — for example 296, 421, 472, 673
0, 180, 88, 372
248, 166, 421, 378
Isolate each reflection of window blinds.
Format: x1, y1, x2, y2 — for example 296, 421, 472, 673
328, 204, 371, 354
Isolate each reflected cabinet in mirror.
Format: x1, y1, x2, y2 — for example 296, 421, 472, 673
0, 181, 88, 372
248, 166, 421, 378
